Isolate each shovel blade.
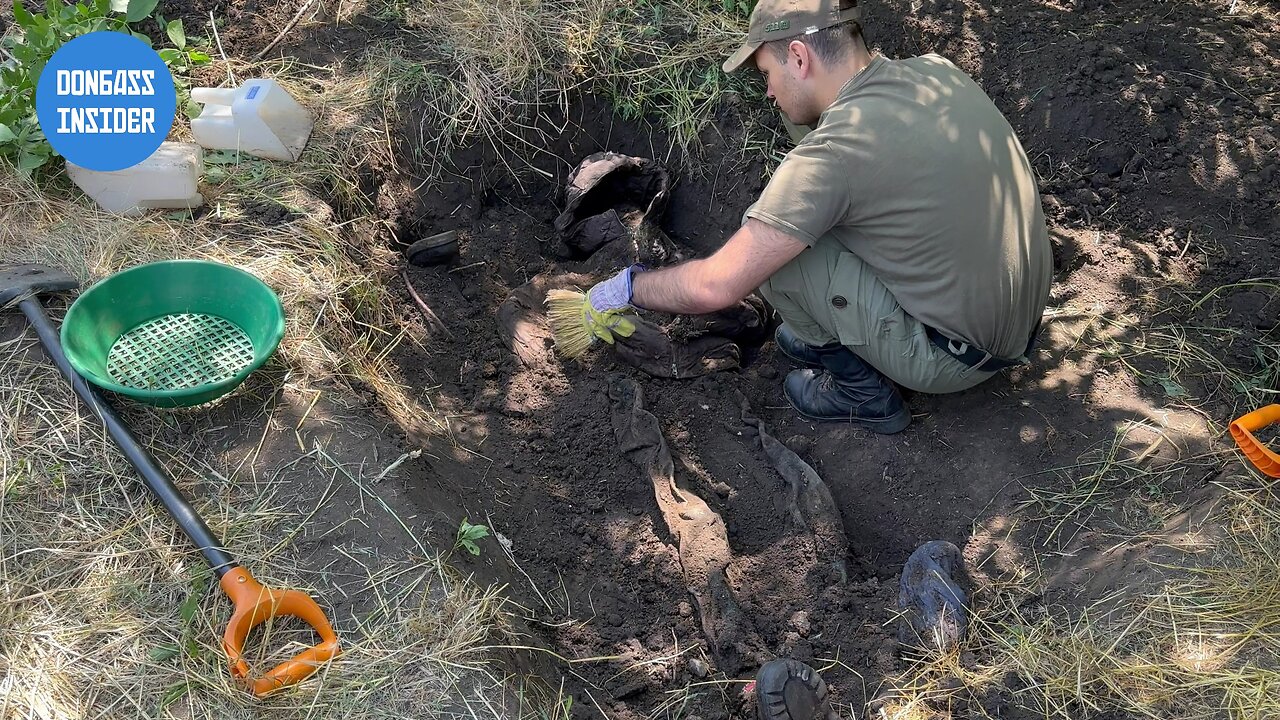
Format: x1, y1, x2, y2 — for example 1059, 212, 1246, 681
0, 265, 79, 307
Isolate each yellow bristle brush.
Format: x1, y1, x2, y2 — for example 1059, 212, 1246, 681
545, 288, 636, 359
545, 288, 596, 358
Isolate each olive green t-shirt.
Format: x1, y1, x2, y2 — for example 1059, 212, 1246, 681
746, 54, 1051, 359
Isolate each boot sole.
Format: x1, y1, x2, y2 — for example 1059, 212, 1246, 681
784, 395, 913, 434
755, 658, 833, 720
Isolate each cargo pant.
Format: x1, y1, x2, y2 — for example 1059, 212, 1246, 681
757, 234, 998, 394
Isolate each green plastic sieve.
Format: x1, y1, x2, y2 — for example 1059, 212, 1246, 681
60, 260, 285, 407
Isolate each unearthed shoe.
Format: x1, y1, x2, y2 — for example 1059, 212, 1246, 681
774, 324, 831, 368
898, 540, 972, 651
783, 368, 911, 433
755, 659, 838, 720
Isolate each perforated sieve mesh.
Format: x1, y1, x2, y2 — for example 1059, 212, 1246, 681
106, 313, 255, 390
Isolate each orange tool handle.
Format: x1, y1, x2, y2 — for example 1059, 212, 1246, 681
219, 567, 340, 697
1229, 404, 1280, 478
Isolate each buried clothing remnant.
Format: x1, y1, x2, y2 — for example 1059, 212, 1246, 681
553, 151, 680, 272
497, 273, 768, 379
608, 376, 852, 682
499, 151, 769, 378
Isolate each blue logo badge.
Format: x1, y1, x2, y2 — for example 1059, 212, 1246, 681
35, 31, 176, 172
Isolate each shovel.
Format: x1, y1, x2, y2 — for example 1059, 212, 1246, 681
1, 264, 339, 696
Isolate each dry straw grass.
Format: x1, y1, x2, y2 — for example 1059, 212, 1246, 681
0, 0, 765, 714
0, 47, 521, 719
876, 288, 1280, 720
878, 477, 1280, 720
0, 388, 519, 717
373, 0, 762, 177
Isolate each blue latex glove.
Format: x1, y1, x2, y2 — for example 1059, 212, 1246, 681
584, 264, 644, 344
587, 264, 643, 312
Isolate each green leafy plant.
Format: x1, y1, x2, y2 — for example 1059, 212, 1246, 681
110, 0, 159, 23
454, 517, 490, 556
153, 13, 212, 118
0, 0, 210, 173
0, 0, 137, 172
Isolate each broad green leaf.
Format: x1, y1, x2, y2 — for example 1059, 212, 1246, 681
131, 31, 152, 47
1159, 378, 1188, 398
204, 149, 242, 165
124, 0, 158, 23
185, 98, 202, 118
166, 18, 185, 49
17, 150, 47, 171
148, 644, 180, 662
12, 1, 36, 29
0, 123, 16, 144
157, 682, 188, 711
157, 48, 181, 64
187, 49, 211, 65
456, 518, 489, 555
177, 589, 200, 624
9, 43, 35, 63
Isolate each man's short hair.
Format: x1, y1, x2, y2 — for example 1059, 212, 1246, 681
767, 20, 864, 66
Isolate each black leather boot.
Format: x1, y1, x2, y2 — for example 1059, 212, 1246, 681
782, 345, 911, 433
898, 540, 971, 651
774, 324, 831, 368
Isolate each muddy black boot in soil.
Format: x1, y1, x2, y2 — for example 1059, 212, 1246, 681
898, 540, 972, 651
782, 345, 911, 433
754, 659, 838, 720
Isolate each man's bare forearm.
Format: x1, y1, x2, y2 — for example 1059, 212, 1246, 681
631, 259, 727, 314
628, 219, 810, 316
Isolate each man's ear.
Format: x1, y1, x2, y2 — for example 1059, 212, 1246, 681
787, 39, 814, 78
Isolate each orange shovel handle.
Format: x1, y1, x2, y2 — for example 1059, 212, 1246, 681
1229, 404, 1280, 478
219, 567, 340, 697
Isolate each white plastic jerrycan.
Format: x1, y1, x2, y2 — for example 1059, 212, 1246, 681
189, 79, 312, 161
66, 141, 204, 216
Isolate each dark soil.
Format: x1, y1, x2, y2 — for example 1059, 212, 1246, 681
59, 0, 1280, 716
381, 4, 1280, 714
321, 0, 1275, 716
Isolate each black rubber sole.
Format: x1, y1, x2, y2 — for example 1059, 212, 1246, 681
755, 659, 834, 720
406, 230, 459, 266
783, 390, 913, 433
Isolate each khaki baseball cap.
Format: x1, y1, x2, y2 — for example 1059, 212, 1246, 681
722, 0, 862, 74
